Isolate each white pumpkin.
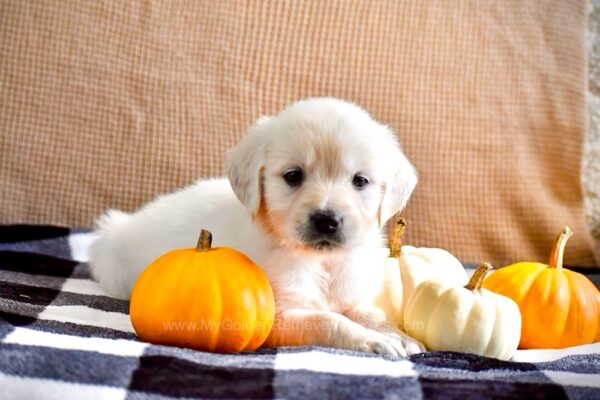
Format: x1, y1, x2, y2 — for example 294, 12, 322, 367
404, 263, 522, 361
373, 219, 469, 328
398, 245, 468, 319
371, 249, 404, 324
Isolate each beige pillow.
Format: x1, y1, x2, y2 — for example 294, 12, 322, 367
0, 1, 595, 267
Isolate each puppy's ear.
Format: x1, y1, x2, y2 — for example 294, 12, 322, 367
226, 116, 271, 216
378, 135, 418, 227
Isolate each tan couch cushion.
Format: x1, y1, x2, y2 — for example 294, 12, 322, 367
0, 1, 596, 267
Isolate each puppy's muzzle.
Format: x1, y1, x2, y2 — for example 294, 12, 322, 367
311, 209, 341, 234
305, 209, 344, 250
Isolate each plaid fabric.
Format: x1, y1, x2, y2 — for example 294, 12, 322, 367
0, 225, 599, 400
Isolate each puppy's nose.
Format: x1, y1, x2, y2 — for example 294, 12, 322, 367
310, 210, 342, 235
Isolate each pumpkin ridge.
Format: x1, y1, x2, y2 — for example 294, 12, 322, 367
521, 269, 565, 348
429, 289, 471, 351
459, 296, 491, 354
557, 270, 579, 348
163, 253, 189, 338
501, 264, 545, 305
483, 304, 505, 358
561, 271, 597, 347
184, 250, 209, 349
481, 264, 517, 292
554, 269, 575, 347
150, 252, 187, 344
172, 252, 192, 347
227, 268, 255, 351
220, 251, 264, 352
257, 269, 275, 348
423, 292, 446, 349
248, 271, 275, 350
405, 279, 441, 344
210, 257, 225, 351
237, 287, 259, 351
257, 284, 276, 348
478, 297, 498, 356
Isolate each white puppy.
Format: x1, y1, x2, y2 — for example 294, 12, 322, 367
90, 98, 424, 356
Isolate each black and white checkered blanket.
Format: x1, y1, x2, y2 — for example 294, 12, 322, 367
1, 225, 599, 400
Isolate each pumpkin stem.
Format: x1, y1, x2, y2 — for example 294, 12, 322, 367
548, 226, 573, 270
465, 263, 493, 292
389, 217, 406, 258
196, 229, 212, 251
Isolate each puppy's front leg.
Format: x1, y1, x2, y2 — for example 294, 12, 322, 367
263, 308, 408, 356
345, 306, 426, 355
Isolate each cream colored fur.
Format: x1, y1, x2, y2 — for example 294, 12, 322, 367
90, 98, 424, 356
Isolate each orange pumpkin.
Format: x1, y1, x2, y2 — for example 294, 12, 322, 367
130, 230, 275, 352
597, 291, 600, 343
483, 227, 600, 349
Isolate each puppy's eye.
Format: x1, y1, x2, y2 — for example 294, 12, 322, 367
283, 168, 304, 187
352, 174, 369, 190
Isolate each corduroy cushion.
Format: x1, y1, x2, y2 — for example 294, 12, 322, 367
0, 1, 596, 267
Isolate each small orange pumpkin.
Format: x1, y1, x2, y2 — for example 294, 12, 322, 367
130, 230, 275, 352
596, 291, 600, 343
483, 227, 600, 349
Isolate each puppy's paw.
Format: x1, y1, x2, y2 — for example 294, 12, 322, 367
343, 307, 425, 355
396, 332, 426, 355
349, 330, 415, 357
380, 329, 427, 355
